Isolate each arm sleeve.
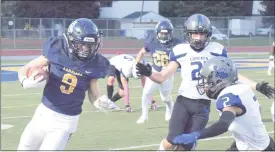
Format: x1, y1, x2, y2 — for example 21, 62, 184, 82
198, 111, 235, 139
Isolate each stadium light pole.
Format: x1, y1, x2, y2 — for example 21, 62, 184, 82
140, 0, 144, 23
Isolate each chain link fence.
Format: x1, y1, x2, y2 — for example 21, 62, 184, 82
1, 16, 274, 49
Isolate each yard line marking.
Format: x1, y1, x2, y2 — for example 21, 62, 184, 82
109, 131, 275, 150
1, 94, 270, 109
1, 104, 39, 109
1, 105, 166, 120
1, 116, 32, 119
2, 92, 42, 97
1, 84, 170, 97
1, 124, 14, 130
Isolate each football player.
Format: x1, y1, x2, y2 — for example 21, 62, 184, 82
17, 18, 113, 150
173, 56, 275, 151
267, 41, 275, 122
106, 54, 144, 112
106, 55, 158, 111
135, 20, 183, 124
267, 41, 274, 76
136, 14, 275, 151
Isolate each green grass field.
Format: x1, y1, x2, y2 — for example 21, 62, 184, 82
1, 55, 274, 151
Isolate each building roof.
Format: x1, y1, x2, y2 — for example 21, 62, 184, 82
123, 11, 150, 19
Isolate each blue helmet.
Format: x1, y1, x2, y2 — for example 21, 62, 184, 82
155, 20, 174, 44
184, 14, 212, 50
64, 18, 102, 60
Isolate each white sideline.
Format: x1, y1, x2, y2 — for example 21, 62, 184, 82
109, 131, 275, 150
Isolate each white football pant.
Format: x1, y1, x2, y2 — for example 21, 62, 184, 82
267, 56, 274, 75
140, 73, 174, 120
271, 101, 275, 122
17, 103, 79, 151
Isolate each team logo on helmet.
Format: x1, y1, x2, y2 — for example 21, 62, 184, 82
214, 66, 229, 79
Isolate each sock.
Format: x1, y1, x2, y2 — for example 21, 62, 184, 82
141, 93, 150, 118
111, 92, 122, 102
107, 85, 114, 99
157, 139, 165, 151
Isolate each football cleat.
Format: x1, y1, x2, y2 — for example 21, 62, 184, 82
136, 115, 148, 124
125, 105, 134, 113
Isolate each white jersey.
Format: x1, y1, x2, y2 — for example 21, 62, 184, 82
170, 42, 227, 99
216, 83, 270, 151
109, 54, 135, 78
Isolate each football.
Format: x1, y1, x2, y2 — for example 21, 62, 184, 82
27, 66, 49, 82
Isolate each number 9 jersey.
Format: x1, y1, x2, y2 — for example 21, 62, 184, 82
41, 37, 110, 116
144, 36, 182, 72
170, 42, 227, 100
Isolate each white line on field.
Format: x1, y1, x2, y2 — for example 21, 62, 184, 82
1, 91, 271, 109
1, 104, 39, 109
109, 131, 275, 150
1, 92, 270, 109
1, 105, 166, 120
1, 85, 152, 97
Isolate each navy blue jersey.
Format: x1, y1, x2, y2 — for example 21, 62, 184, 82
144, 37, 182, 71
41, 36, 110, 116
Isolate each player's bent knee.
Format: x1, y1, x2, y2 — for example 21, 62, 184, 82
166, 136, 195, 151
107, 76, 115, 85
161, 96, 172, 103
162, 138, 177, 150
118, 89, 125, 97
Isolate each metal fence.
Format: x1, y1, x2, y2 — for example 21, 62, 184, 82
1, 16, 274, 49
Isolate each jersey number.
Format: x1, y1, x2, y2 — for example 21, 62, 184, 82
191, 61, 204, 80
222, 97, 231, 107
124, 56, 133, 61
153, 52, 169, 67
60, 73, 78, 94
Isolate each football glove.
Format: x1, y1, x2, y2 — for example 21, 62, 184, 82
256, 81, 275, 99
93, 95, 114, 112
136, 62, 152, 77
173, 132, 200, 145
132, 62, 141, 79
20, 71, 47, 89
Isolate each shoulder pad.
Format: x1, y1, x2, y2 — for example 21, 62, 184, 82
208, 42, 227, 57
88, 54, 110, 79
172, 43, 189, 55
94, 53, 110, 67
42, 37, 64, 58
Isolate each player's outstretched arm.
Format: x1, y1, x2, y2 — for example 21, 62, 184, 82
135, 47, 146, 63
89, 79, 113, 112
136, 61, 179, 84
238, 74, 275, 99
121, 76, 130, 105
172, 106, 241, 145
18, 55, 49, 89
88, 79, 101, 104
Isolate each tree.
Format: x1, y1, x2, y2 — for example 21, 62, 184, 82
259, 1, 274, 16
159, 1, 252, 17
259, 1, 274, 25
1, 1, 101, 18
